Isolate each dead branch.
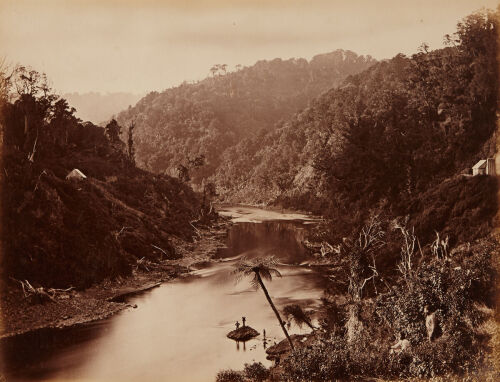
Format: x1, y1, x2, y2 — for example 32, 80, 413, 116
27, 128, 38, 162
431, 231, 449, 260
33, 170, 47, 192
189, 221, 202, 238
10, 277, 57, 304
113, 226, 131, 240
151, 244, 168, 260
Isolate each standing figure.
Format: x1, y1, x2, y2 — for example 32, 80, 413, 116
242, 316, 246, 327
235, 321, 240, 330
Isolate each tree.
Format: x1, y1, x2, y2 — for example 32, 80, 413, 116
210, 65, 218, 77
233, 256, 295, 350
127, 120, 136, 165
6, 65, 58, 150
202, 181, 217, 207
283, 304, 316, 331
105, 118, 121, 143
341, 214, 385, 301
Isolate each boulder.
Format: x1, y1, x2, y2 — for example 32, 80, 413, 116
227, 326, 259, 341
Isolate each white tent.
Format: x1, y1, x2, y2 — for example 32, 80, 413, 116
66, 169, 87, 180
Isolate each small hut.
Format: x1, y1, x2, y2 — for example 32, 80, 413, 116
472, 158, 496, 176
66, 169, 87, 181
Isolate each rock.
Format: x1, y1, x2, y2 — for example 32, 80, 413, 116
227, 326, 259, 341
390, 339, 411, 354
266, 334, 306, 360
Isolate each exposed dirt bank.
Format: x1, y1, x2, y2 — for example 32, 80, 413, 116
0, 219, 230, 339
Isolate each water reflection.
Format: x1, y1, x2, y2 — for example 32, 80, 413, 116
1, 207, 324, 382
215, 221, 309, 264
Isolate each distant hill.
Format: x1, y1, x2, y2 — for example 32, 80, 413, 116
64, 92, 144, 124
116, 50, 377, 184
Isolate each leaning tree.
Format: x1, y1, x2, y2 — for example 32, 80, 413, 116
233, 256, 294, 350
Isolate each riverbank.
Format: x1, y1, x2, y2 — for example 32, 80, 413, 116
0, 219, 230, 340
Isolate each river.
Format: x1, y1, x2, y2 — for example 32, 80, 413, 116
2, 206, 326, 382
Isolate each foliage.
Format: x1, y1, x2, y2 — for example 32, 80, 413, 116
210, 9, 498, 243
233, 256, 282, 290
233, 256, 295, 350
127, 120, 136, 165
283, 304, 315, 330
243, 362, 269, 382
281, 337, 348, 381
104, 118, 122, 143
116, 50, 376, 185
215, 369, 244, 382
339, 214, 385, 301
0, 66, 203, 288
213, 9, 498, 381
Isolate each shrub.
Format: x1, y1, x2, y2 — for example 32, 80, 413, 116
243, 362, 269, 382
215, 369, 244, 382
281, 338, 348, 381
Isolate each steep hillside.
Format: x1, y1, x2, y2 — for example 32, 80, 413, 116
213, 10, 498, 246
115, 50, 376, 184
0, 68, 206, 289
218, 11, 499, 382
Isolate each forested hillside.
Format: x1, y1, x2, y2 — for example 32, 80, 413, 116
116, 50, 376, 185
216, 11, 499, 382
214, 10, 498, 244
0, 66, 206, 289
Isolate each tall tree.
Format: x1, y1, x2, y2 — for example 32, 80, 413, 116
127, 120, 136, 165
104, 118, 121, 143
233, 257, 295, 350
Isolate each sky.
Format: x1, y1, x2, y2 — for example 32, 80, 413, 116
1, 0, 498, 94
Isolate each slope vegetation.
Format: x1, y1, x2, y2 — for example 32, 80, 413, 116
1, 69, 203, 289
116, 50, 376, 184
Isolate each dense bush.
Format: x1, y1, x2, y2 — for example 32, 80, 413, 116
215, 369, 244, 382
0, 67, 202, 288
281, 337, 348, 381
408, 175, 498, 245
117, 51, 376, 185
243, 362, 269, 382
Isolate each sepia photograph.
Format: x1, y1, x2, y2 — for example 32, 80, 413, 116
0, 0, 499, 381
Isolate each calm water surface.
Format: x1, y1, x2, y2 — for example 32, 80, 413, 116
2, 206, 325, 382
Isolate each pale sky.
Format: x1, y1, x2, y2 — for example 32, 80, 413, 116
1, 0, 498, 94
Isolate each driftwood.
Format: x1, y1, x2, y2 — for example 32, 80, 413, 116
10, 278, 74, 304
151, 244, 168, 260
135, 257, 156, 272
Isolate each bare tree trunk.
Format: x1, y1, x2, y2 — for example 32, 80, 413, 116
256, 273, 295, 350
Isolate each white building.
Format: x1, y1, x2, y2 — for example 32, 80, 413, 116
472, 158, 496, 176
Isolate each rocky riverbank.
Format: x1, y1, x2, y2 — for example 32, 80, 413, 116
0, 219, 230, 339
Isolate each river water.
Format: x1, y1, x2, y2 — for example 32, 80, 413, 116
2, 206, 326, 382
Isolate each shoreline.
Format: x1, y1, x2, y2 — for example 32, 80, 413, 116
0, 219, 231, 340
